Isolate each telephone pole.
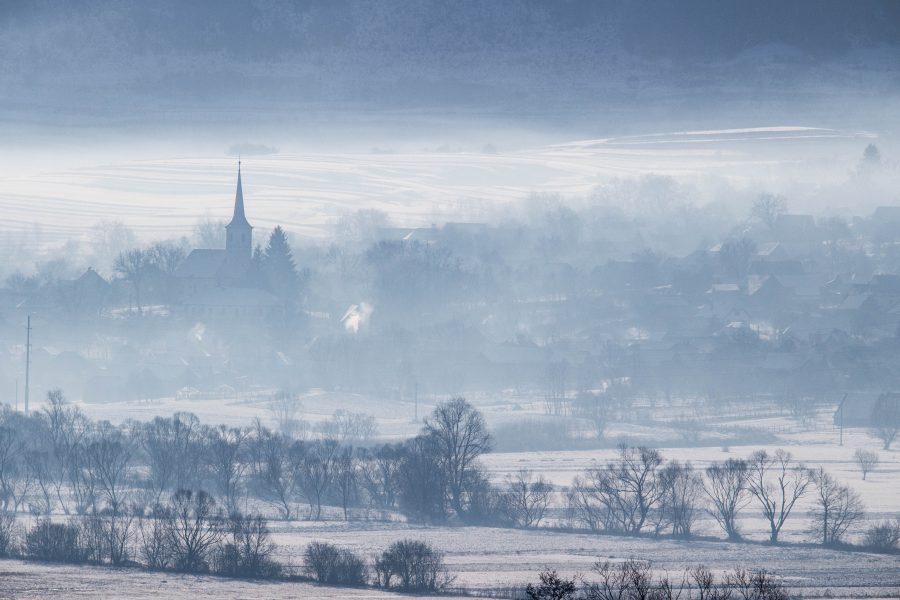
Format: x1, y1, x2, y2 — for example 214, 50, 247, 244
24, 315, 31, 416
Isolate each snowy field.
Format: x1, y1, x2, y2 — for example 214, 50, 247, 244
262, 521, 900, 598
5, 127, 875, 250
78, 391, 900, 527
0, 559, 473, 599
71, 390, 900, 597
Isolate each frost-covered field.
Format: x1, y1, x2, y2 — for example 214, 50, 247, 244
72, 391, 900, 597
79, 391, 900, 529
5, 127, 873, 249
0, 559, 473, 599
2, 525, 897, 599
262, 521, 900, 598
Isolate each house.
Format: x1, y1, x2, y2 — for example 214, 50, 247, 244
64, 267, 110, 315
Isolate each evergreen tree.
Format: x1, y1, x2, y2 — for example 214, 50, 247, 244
262, 226, 299, 305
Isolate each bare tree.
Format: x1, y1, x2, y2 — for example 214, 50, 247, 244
146, 241, 186, 275
42, 389, 90, 515
572, 393, 610, 440
103, 511, 136, 565
165, 489, 222, 573
751, 193, 787, 228
614, 445, 663, 534
569, 446, 662, 535
424, 398, 492, 514
247, 423, 301, 520
870, 394, 900, 450
205, 425, 248, 515
544, 361, 569, 416
334, 446, 359, 521
317, 410, 378, 445
27, 449, 56, 514
113, 248, 150, 314
359, 444, 402, 510
138, 413, 202, 504
501, 469, 554, 528
853, 449, 879, 481
299, 439, 339, 521
91, 220, 136, 272
703, 458, 751, 540
657, 461, 703, 538
0, 423, 28, 512
746, 449, 811, 543
87, 424, 133, 513
810, 467, 864, 546
193, 218, 226, 249
268, 391, 306, 439
138, 506, 172, 570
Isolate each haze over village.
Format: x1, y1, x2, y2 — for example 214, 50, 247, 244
1, 2, 900, 599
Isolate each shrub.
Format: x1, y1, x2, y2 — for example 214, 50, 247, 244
526, 569, 577, 600
864, 519, 900, 553
25, 519, 88, 563
0, 512, 20, 557
304, 541, 367, 586
214, 514, 281, 579
138, 506, 172, 570
374, 539, 451, 592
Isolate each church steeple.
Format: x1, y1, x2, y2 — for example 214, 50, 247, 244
225, 161, 252, 261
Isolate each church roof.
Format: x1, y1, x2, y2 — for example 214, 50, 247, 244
175, 249, 228, 278
226, 163, 251, 230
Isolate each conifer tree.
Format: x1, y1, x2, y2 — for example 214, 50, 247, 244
262, 226, 299, 305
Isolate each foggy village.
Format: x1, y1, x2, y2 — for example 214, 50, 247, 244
0, 2, 899, 599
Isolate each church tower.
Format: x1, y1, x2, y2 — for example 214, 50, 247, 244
225, 161, 252, 262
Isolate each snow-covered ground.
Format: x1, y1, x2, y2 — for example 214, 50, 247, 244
261, 521, 900, 597
54, 387, 900, 596
0, 558, 473, 599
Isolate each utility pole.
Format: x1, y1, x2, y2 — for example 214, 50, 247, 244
837, 392, 847, 446
24, 315, 31, 416
414, 381, 418, 422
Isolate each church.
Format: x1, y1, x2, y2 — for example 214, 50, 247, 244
174, 164, 280, 319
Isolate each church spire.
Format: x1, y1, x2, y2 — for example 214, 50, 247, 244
227, 160, 251, 229
225, 160, 252, 260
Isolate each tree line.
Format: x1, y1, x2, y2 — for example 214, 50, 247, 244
568, 444, 876, 547
0, 392, 896, 554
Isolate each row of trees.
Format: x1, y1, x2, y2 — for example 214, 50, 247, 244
0, 501, 449, 592
0, 392, 494, 525
0, 491, 279, 577
0, 393, 889, 551
569, 445, 864, 545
